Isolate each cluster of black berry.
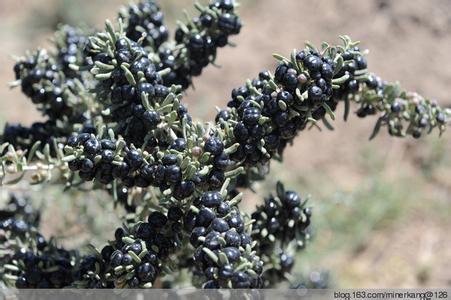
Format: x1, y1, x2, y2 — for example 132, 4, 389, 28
77, 209, 182, 288
332, 47, 368, 100
14, 51, 73, 120
260, 250, 296, 286
10, 245, 76, 288
251, 186, 311, 251
65, 132, 197, 204
13, 49, 89, 124
246, 184, 311, 286
276, 49, 338, 119
350, 72, 449, 139
0, 194, 40, 232
87, 34, 182, 146
390, 95, 447, 139
159, 0, 241, 88
222, 50, 338, 169
54, 25, 89, 79
88, 37, 165, 105
224, 74, 283, 167
66, 133, 120, 183
197, 136, 230, 190
353, 74, 384, 119
2, 0, 450, 288
0, 194, 76, 288
185, 190, 263, 288
121, 0, 169, 50
1, 121, 61, 153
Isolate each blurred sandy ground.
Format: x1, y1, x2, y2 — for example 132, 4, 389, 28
1, 0, 451, 288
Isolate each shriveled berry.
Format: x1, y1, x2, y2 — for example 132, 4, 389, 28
173, 180, 195, 200
101, 139, 116, 150
242, 107, 261, 126
233, 122, 249, 142
142, 110, 160, 129
165, 165, 181, 183
162, 154, 178, 165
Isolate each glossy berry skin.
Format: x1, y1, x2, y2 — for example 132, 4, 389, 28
225, 230, 241, 247
219, 265, 234, 280
170, 138, 187, 151
190, 226, 207, 247
391, 102, 402, 113
223, 247, 240, 263
201, 192, 223, 208
211, 218, 230, 232
196, 208, 216, 227
204, 137, 224, 156
243, 107, 261, 126
217, 202, 231, 217
232, 272, 251, 288
204, 231, 221, 250
304, 55, 322, 72
125, 150, 143, 171
284, 191, 301, 207
136, 263, 156, 282
142, 110, 160, 129
308, 85, 323, 102
110, 251, 123, 267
